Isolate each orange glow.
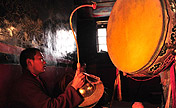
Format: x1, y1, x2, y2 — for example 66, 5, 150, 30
79, 88, 85, 94
132, 102, 144, 108
107, 0, 165, 73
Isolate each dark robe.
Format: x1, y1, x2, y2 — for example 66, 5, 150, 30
9, 70, 83, 108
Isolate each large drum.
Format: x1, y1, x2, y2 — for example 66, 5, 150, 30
107, 0, 176, 77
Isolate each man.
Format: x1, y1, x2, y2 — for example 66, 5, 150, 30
9, 48, 85, 108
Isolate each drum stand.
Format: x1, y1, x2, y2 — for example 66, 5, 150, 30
110, 69, 122, 108
165, 51, 176, 108
110, 50, 176, 108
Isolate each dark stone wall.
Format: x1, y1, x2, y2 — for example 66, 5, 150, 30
0, 0, 76, 64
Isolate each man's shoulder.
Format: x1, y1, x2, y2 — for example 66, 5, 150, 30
14, 73, 37, 87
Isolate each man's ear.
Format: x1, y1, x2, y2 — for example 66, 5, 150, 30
26, 59, 33, 66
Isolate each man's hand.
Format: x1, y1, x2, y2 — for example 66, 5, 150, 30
71, 70, 85, 90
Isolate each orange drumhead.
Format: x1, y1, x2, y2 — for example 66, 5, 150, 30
107, 0, 166, 74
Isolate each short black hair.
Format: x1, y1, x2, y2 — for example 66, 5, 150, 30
20, 48, 40, 69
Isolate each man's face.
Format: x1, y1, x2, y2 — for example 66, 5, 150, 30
31, 51, 46, 75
